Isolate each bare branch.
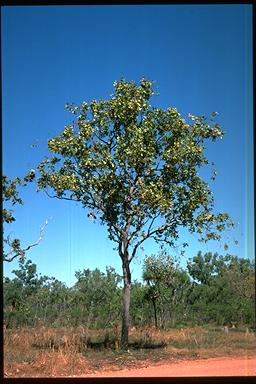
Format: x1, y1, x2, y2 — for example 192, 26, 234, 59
3, 219, 49, 262
129, 214, 178, 264
147, 211, 161, 234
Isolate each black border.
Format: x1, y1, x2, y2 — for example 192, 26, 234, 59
2, 377, 256, 383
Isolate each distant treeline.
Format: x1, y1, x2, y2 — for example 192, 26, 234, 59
4, 251, 255, 329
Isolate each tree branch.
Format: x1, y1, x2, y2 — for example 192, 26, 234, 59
44, 189, 80, 202
3, 219, 49, 262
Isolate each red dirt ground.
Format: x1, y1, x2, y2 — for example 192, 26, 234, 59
77, 356, 256, 377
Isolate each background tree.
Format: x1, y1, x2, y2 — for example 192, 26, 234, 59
73, 266, 122, 328
3, 174, 47, 262
4, 253, 253, 330
4, 259, 71, 328
143, 251, 190, 328
36, 78, 233, 349
4, 259, 48, 327
130, 280, 151, 327
187, 252, 255, 326
187, 251, 220, 285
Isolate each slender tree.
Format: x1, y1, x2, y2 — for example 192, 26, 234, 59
35, 79, 233, 349
143, 252, 190, 328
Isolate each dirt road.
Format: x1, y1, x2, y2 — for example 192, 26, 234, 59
82, 356, 256, 377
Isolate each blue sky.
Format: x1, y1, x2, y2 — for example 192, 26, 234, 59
2, 4, 253, 286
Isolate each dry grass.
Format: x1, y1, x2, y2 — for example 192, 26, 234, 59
4, 326, 90, 377
4, 325, 256, 377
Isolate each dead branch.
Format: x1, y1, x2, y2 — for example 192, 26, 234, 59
3, 219, 49, 262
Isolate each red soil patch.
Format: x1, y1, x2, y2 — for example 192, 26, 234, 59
76, 356, 256, 377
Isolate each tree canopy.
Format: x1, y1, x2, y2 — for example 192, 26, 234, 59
37, 79, 233, 255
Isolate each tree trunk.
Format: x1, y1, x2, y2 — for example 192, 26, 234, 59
152, 298, 158, 329
121, 260, 131, 350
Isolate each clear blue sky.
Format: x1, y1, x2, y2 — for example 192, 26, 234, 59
2, 4, 253, 286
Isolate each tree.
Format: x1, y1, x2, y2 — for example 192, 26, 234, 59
36, 78, 233, 349
4, 259, 49, 327
187, 251, 220, 285
73, 267, 122, 328
2, 174, 47, 262
187, 252, 255, 326
4, 258, 72, 328
130, 280, 151, 327
143, 251, 190, 328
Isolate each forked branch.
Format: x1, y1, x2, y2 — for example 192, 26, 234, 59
3, 219, 49, 262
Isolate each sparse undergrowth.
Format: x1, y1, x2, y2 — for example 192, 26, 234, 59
4, 325, 256, 377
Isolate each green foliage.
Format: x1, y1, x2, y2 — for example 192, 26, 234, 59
187, 251, 220, 284
130, 281, 151, 327
4, 253, 254, 329
2, 176, 23, 223
187, 252, 255, 326
143, 251, 191, 328
4, 259, 70, 328
3, 176, 25, 262
72, 266, 122, 328
36, 79, 233, 260
4, 261, 122, 329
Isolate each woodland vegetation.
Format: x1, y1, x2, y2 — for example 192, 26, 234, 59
4, 251, 255, 331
